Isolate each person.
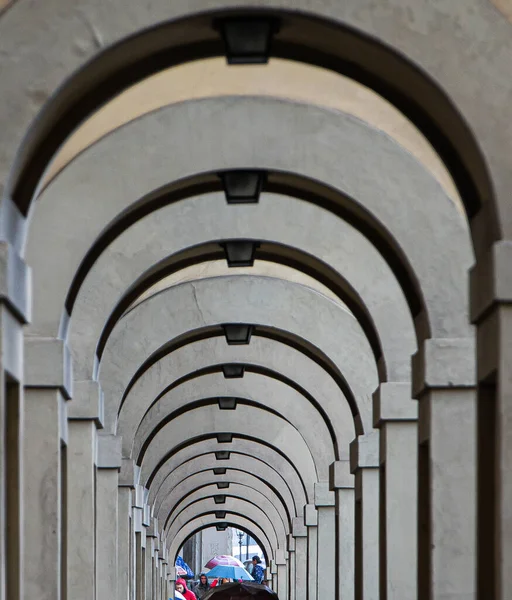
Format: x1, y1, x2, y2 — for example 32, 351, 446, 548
176, 578, 197, 600
251, 556, 264, 584
194, 573, 210, 598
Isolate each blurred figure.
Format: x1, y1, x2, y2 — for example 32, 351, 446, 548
176, 578, 197, 600
251, 556, 264, 584
194, 573, 210, 598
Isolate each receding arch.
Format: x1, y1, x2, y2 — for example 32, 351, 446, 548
155, 472, 291, 531
148, 438, 306, 513
139, 405, 318, 495
30, 98, 473, 353
1, 3, 500, 244
118, 336, 353, 461
132, 384, 336, 477
166, 497, 284, 552
97, 275, 377, 434
170, 518, 272, 566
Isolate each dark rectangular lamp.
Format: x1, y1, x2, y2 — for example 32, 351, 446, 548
215, 511, 227, 519
220, 170, 266, 203
213, 468, 227, 475
217, 433, 233, 443
222, 364, 245, 379
218, 397, 237, 410
216, 523, 228, 531
221, 241, 259, 267
223, 324, 253, 345
217, 18, 279, 64
214, 495, 227, 505
216, 451, 231, 460
217, 482, 230, 490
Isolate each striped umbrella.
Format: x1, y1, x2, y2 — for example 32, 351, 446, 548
205, 555, 245, 569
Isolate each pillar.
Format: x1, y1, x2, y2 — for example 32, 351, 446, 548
413, 338, 476, 600
470, 242, 512, 600
304, 504, 318, 600
288, 535, 296, 600
0, 240, 30, 600
275, 548, 288, 600
350, 431, 379, 600
118, 460, 135, 600
330, 460, 355, 600
23, 338, 71, 600
96, 434, 122, 600
292, 517, 307, 600
373, 382, 418, 600
67, 381, 103, 600
315, 482, 336, 600
133, 486, 146, 600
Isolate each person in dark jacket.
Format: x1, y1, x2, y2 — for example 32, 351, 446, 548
251, 556, 265, 584
176, 578, 197, 600
194, 573, 210, 598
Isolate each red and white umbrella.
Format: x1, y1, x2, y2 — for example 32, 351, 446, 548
205, 555, 244, 569
175, 566, 188, 577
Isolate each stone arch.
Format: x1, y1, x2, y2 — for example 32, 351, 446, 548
166, 497, 284, 552
1, 3, 504, 246
118, 336, 353, 460
155, 472, 290, 532
139, 405, 318, 495
98, 275, 377, 434
169, 516, 273, 566
135, 393, 334, 480
29, 98, 471, 351
131, 374, 341, 465
149, 439, 306, 514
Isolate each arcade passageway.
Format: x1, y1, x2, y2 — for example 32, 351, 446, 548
1, 2, 512, 599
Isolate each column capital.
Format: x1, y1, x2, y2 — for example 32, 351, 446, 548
0, 240, 31, 324
329, 460, 354, 490
303, 504, 318, 527
470, 240, 512, 323
119, 458, 140, 488
142, 504, 151, 527
412, 338, 475, 398
373, 382, 417, 427
133, 485, 145, 509
68, 380, 104, 427
287, 534, 295, 552
292, 516, 307, 538
275, 548, 288, 565
350, 431, 379, 474
269, 561, 278, 575
314, 482, 335, 506
24, 336, 73, 398
96, 433, 122, 469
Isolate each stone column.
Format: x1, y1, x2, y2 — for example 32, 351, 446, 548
67, 381, 103, 600
292, 517, 308, 600
304, 504, 318, 600
373, 383, 418, 600
469, 243, 512, 600
0, 239, 30, 600
144, 535, 153, 600
23, 338, 71, 600
330, 460, 355, 600
133, 486, 146, 600
275, 549, 288, 600
413, 338, 476, 600
288, 535, 296, 600
350, 432, 379, 600
96, 434, 122, 600
269, 561, 278, 594
117, 483, 133, 600
315, 482, 336, 600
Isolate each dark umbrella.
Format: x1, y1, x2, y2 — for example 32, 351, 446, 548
201, 582, 279, 600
